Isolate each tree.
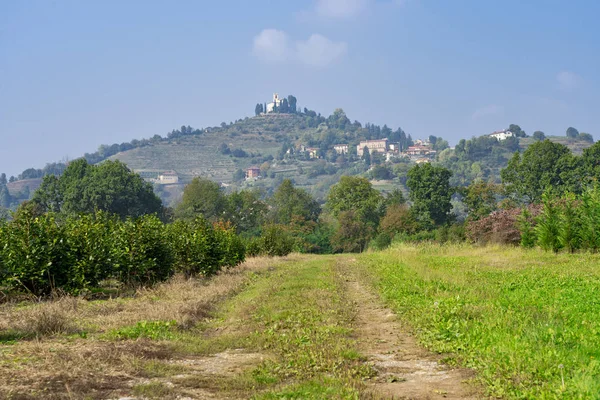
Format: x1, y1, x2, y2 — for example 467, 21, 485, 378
255, 103, 264, 116
579, 132, 594, 143
270, 179, 320, 225
280, 98, 289, 113
0, 185, 11, 208
225, 190, 267, 234
385, 188, 406, 206
8, 176, 15, 183
533, 131, 546, 141
362, 147, 371, 166
326, 176, 384, 227
461, 181, 498, 221
175, 177, 226, 221
566, 127, 579, 138
509, 124, 527, 138
0, 173, 6, 185
379, 204, 417, 237
287, 95, 297, 113
501, 140, 572, 203
32, 159, 163, 219
232, 169, 245, 182
406, 163, 453, 227
330, 210, 373, 253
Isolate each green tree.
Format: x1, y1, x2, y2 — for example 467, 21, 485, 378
362, 147, 371, 166
0, 185, 11, 208
330, 210, 373, 253
406, 163, 453, 227
385, 188, 406, 206
462, 181, 498, 221
225, 190, 267, 234
501, 140, 572, 203
32, 159, 162, 219
579, 132, 594, 143
533, 131, 546, 141
566, 127, 579, 138
326, 176, 383, 227
255, 103, 264, 116
270, 179, 320, 224
509, 124, 527, 138
0, 173, 6, 185
175, 177, 227, 221
287, 95, 297, 113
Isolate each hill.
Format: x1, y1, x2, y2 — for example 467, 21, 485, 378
2, 101, 596, 209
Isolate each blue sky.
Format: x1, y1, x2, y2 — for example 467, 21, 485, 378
1, 0, 599, 177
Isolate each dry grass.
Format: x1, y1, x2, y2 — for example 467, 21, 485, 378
0, 256, 284, 399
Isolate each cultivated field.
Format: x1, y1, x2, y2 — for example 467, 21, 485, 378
1, 245, 599, 398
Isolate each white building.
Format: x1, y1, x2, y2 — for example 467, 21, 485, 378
489, 130, 514, 141
266, 93, 284, 113
158, 171, 179, 184
333, 144, 349, 154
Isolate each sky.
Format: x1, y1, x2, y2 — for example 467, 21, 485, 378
1, 0, 599, 177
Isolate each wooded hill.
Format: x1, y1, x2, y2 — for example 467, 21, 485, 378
1, 102, 595, 209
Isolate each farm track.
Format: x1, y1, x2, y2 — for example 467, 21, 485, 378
338, 258, 479, 399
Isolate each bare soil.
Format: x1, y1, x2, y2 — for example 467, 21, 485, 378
340, 259, 481, 400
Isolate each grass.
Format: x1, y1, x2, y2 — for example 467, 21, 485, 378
357, 243, 600, 399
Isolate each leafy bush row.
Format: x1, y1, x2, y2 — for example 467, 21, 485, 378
0, 211, 245, 296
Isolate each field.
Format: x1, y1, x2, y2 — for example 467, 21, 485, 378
1, 245, 600, 398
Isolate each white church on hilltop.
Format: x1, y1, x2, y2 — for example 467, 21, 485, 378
266, 93, 284, 113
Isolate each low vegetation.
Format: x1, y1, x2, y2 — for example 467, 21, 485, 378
358, 243, 600, 398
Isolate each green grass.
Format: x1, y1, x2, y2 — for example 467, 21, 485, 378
202, 256, 372, 398
357, 243, 600, 399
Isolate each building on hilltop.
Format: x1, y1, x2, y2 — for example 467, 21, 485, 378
357, 138, 388, 156
266, 93, 284, 113
489, 130, 514, 141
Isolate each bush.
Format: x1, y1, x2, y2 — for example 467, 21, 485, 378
371, 232, 392, 250
2, 211, 73, 295
112, 214, 174, 285
256, 225, 295, 257
466, 207, 540, 245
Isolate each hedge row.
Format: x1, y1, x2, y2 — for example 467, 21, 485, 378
0, 211, 245, 296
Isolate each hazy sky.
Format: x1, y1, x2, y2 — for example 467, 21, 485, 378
1, 0, 599, 177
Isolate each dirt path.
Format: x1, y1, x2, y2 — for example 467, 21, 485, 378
340, 260, 480, 400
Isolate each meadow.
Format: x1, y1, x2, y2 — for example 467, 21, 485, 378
358, 243, 600, 399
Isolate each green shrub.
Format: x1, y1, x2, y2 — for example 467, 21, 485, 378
64, 212, 118, 289
167, 219, 211, 277
258, 225, 295, 257
2, 211, 73, 295
112, 215, 174, 285
371, 232, 392, 250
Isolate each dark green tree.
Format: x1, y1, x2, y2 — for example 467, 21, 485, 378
509, 124, 527, 138
255, 103, 264, 116
0, 173, 6, 185
406, 163, 454, 227
566, 127, 579, 138
501, 140, 573, 202
579, 132, 594, 143
362, 147, 371, 166
533, 131, 546, 141
287, 95, 297, 113
0, 185, 11, 208
32, 159, 162, 219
